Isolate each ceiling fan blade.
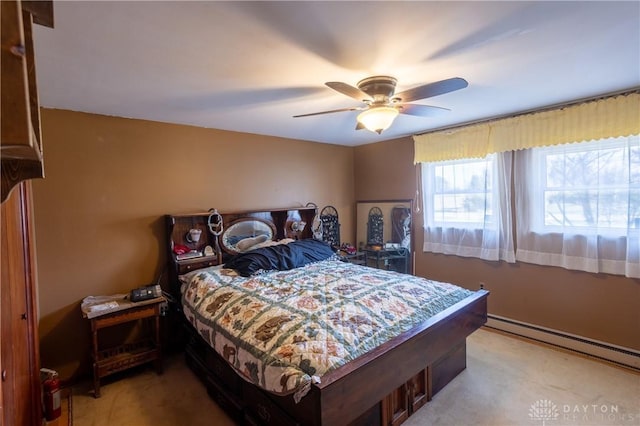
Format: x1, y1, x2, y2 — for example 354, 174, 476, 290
399, 104, 451, 117
393, 77, 468, 103
293, 106, 363, 118
325, 82, 373, 102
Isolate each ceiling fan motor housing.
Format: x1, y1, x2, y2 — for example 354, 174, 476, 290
357, 76, 397, 102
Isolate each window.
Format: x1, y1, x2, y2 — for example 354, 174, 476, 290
419, 136, 638, 277
427, 157, 495, 229
515, 136, 639, 277
421, 153, 515, 262
534, 137, 639, 233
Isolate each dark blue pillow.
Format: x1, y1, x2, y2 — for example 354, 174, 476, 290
224, 239, 335, 277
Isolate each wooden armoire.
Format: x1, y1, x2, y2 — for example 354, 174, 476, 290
1, 1, 54, 424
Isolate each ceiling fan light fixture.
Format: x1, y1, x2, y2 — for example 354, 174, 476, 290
357, 106, 399, 134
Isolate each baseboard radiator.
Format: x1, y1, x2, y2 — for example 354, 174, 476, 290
485, 314, 640, 371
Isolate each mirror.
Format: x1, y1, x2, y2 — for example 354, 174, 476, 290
357, 200, 413, 273
221, 218, 276, 254
357, 200, 412, 251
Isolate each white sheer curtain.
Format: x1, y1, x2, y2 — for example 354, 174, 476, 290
514, 136, 640, 278
421, 152, 515, 262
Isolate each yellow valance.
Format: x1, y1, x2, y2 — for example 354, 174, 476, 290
414, 91, 640, 163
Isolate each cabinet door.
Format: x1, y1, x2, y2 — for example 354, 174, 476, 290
1, 0, 34, 153
1, 1, 47, 202
1, 182, 42, 426
381, 383, 410, 426
407, 368, 429, 414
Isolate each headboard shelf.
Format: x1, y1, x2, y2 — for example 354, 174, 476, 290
169, 206, 314, 218
165, 205, 319, 297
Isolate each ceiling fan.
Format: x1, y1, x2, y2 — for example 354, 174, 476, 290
293, 76, 468, 134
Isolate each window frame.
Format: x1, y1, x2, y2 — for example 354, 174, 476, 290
422, 155, 498, 231
529, 137, 638, 237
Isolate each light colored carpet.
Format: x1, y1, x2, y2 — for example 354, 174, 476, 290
72, 328, 640, 426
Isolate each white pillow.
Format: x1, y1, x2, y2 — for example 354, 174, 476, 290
236, 234, 270, 251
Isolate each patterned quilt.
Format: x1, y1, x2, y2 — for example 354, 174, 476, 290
181, 259, 473, 402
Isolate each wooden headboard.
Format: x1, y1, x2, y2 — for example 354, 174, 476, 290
164, 205, 318, 297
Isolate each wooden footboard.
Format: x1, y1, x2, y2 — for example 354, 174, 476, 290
183, 289, 488, 426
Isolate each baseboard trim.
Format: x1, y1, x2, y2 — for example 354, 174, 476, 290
485, 314, 640, 371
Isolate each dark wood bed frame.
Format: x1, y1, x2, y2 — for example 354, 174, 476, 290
165, 206, 489, 426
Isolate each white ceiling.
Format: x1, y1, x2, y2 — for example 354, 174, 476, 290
33, 1, 640, 147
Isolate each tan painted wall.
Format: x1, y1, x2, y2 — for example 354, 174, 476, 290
354, 137, 640, 351
33, 109, 355, 378
32, 109, 640, 379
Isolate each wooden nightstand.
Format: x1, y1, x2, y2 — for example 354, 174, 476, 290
84, 296, 165, 397
364, 247, 410, 274
340, 251, 367, 266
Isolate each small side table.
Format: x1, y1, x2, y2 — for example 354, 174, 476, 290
84, 296, 165, 397
340, 251, 367, 266
365, 247, 410, 274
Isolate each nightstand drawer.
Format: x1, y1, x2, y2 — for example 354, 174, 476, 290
177, 258, 218, 274
92, 304, 157, 329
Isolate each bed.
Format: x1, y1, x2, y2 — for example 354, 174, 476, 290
165, 206, 488, 426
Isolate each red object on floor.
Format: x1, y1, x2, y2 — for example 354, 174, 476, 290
43, 374, 61, 421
